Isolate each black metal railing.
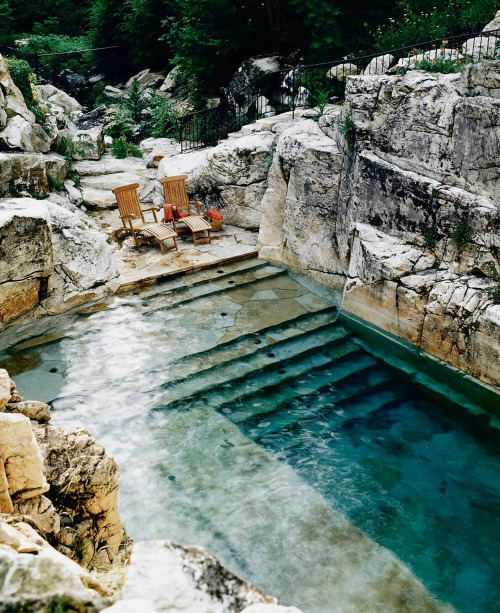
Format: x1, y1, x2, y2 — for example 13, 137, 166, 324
178, 27, 500, 152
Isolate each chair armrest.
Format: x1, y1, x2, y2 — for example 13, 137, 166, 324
142, 206, 159, 222
119, 213, 137, 230
189, 201, 202, 215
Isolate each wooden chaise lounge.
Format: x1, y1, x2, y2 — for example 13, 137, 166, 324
113, 183, 178, 254
160, 175, 212, 247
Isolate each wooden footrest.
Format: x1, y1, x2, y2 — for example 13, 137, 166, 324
177, 215, 212, 246
134, 221, 178, 254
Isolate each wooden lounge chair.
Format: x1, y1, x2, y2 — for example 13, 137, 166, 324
160, 175, 212, 247
112, 183, 178, 254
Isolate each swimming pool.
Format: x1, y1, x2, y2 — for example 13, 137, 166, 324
2, 259, 499, 613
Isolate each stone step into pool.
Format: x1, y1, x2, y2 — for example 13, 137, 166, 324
1, 257, 499, 613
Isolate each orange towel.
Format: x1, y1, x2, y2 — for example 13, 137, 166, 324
163, 204, 190, 222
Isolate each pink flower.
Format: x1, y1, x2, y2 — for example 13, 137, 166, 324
411, 59, 416, 63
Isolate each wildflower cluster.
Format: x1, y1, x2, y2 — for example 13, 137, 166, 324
397, 41, 465, 75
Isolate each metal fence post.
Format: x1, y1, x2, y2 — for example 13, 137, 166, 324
34, 52, 39, 81
291, 66, 295, 119
178, 118, 183, 152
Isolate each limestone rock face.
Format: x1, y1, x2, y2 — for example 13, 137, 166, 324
0, 152, 49, 197
34, 424, 123, 567
0, 519, 109, 611
258, 119, 345, 287
0, 413, 49, 502
257, 60, 500, 387
110, 540, 276, 613
0, 201, 52, 326
0, 197, 117, 325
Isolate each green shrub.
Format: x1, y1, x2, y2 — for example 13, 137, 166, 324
338, 109, 355, 138
451, 214, 473, 252
104, 106, 135, 140
6, 58, 46, 124
124, 77, 145, 122
111, 136, 142, 159
488, 277, 500, 304
47, 174, 63, 192
21, 34, 93, 79
372, 0, 500, 53
147, 94, 180, 138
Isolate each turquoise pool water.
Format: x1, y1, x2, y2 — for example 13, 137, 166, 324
1, 265, 499, 613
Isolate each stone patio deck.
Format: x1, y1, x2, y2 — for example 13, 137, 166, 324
90, 207, 259, 292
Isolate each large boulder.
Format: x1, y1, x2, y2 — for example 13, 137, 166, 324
0, 200, 53, 326
0, 115, 52, 153
160, 66, 181, 95
196, 131, 276, 229
67, 125, 105, 160
0, 520, 109, 611
462, 35, 499, 61
327, 63, 359, 80
0, 413, 49, 503
108, 541, 276, 613
37, 84, 82, 115
124, 69, 166, 94
364, 54, 394, 75
483, 10, 500, 32
0, 197, 118, 323
33, 423, 123, 567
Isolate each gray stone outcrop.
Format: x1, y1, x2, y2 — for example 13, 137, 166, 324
257, 61, 500, 388
0, 197, 118, 326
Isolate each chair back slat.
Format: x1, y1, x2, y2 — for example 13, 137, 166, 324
112, 183, 144, 223
160, 175, 190, 212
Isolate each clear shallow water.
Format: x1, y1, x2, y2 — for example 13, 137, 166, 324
1, 270, 500, 613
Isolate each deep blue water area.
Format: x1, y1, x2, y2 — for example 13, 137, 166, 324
233, 362, 500, 613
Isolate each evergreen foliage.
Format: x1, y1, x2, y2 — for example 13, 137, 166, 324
0, 0, 498, 104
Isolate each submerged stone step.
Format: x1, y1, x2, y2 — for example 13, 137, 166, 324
147, 404, 455, 613
185, 339, 364, 412
162, 321, 348, 404
249, 370, 401, 441
160, 309, 339, 387
136, 257, 270, 300
227, 350, 379, 425
142, 263, 286, 315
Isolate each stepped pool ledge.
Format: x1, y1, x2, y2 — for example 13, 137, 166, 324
1, 258, 499, 613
